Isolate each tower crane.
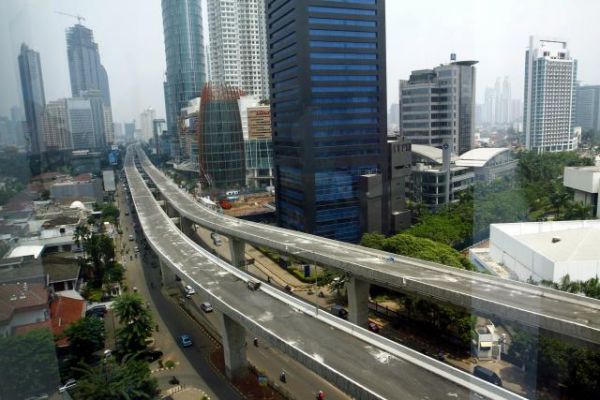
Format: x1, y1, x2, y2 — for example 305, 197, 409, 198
54, 11, 86, 24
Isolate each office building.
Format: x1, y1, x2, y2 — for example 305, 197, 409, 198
208, 0, 269, 100
66, 24, 111, 106
388, 103, 400, 131
268, 0, 388, 242
161, 0, 206, 158
523, 36, 578, 153
18, 44, 46, 154
43, 99, 71, 150
65, 98, 95, 150
399, 58, 477, 155
197, 84, 245, 189
563, 165, 600, 218
245, 106, 273, 189
124, 121, 135, 142
576, 85, 600, 133
153, 119, 167, 155
139, 108, 156, 142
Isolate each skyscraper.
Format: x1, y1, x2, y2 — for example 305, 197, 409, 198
523, 36, 578, 153
161, 0, 206, 159
66, 24, 112, 106
139, 108, 156, 142
66, 24, 113, 148
65, 98, 95, 150
575, 85, 600, 133
43, 99, 71, 150
18, 43, 46, 154
399, 59, 477, 155
208, 0, 269, 100
268, 0, 388, 242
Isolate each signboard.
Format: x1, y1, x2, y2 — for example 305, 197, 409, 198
108, 150, 119, 165
247, 107, 272, 139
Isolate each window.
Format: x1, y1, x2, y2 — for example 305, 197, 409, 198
309, 18, 376, 28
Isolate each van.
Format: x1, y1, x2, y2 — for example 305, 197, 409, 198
225, 190, 240, 196
247, 279, 261, 291
473, 366, 502, 386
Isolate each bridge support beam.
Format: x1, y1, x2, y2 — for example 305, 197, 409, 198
181, 217, 194, 237
218, 313, 248, 379
159, 258, 177, 287
228, 237, 245, 268
347, 276, 370, 327
165, 202, 177, 218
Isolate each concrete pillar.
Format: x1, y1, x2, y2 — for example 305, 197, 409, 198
165, 202, 177, 218
159, 258, 177, 287
181, 217, 194, 237
228, 237, 245, 268
218, 313, 247, 379
347, 276, 370, 327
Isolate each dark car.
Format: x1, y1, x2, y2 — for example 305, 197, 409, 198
331, 304, 348, 319
86, 305, 107, 318
139, 349, 163, 362
473, 365, 502, 386
368, 321, 380, 333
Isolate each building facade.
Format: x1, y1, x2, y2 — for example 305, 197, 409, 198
161, 0, 206, 159
65, 98, 95, 150
399, 59, 477, 155
268, 0, 388, 242
43, 99, 71, 150
18, 44, 46, 154
575, 85, 600, 133
197, 84, 246, 189
523, 36, 578, 153
207, 0, 269, 100
139, 108, 156, 142
245, 106, 273, 189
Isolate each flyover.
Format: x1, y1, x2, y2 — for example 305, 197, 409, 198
135, 146, 600, 345
124, 148, 522, 400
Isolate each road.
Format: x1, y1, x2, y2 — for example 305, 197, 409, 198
136, 147, 600, 346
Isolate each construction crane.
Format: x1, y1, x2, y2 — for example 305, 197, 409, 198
54, 11, 86, 24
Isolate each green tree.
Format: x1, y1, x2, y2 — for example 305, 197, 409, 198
73, 356, 158, 400
359, 232, 385, 250
64, 316, 105, 361
0, 329, 60, 399
113, 293, 154, 353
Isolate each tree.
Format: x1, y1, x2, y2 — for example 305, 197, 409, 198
73, 356, 158, 400
64, 316, 105, 361
113, 293, 154, 353
0, 329, 60, 399
359, 232, 385, 250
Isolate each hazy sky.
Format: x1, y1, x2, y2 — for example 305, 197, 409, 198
1, 0, 599, 123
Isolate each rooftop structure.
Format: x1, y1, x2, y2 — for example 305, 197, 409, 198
563, 165, 600, 217
455, 148, 517, 181
487, 220, 600, 282
0, 282, 48, 336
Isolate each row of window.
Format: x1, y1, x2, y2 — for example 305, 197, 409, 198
311, 63, 377, 71
314, 128, 378, 137
312, 106, 377, 115
309, 17, 376, 28
311, 74, 376, 82
308, 6, 376, 16
310, 51, 376, 60
310, 40, 376, 49
309, 29, 376, 38
312, 86, 377, 93
313, 117, 377, 126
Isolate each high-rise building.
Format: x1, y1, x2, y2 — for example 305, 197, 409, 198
523, 36, 578, 153
124, 121, 136, 142
18, 44, 46, 154
152, 118, 167, 155
399, 59, 477, 155
197, 84, 246, 189
500, 76, 512, 124
268, 0, 388, 242
208, 0, 269, 100
575, 85, 600, 133
65, 98, 95, 150
388, 103, 400, 131
139, 108, 156, 142
43, 99, 71, 150
66, 24, 112, 106
161, 0, 206, 158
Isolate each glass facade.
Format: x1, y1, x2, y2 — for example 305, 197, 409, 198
268, 0, 387, 242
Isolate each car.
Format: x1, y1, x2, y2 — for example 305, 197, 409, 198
184, 285, 196, 297
200, 302, 213, 313
139, 348, 163, 362
58, 379, 77, 393
85, 305, 107, 318
331, 304, 348, 319
128, 234, 134, 241
134, 246, 140, 253
247, 279, 261, 291
178, 334, 193, 348
125, 211, 129, 216
473, 365, 502, 386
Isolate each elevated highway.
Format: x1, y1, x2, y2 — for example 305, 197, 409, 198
135, 147, 600, 345
125, 148, 523, 400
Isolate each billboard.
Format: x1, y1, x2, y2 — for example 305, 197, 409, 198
247, 106, 272, 139
108, 150, 118, 165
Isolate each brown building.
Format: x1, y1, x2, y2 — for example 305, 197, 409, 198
247, 106, 271, 139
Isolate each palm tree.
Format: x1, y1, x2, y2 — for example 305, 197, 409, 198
113, 293, 154, 353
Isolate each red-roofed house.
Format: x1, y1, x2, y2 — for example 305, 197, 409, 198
50, 294, 86, 347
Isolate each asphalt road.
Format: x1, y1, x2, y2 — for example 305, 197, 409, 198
135, 147, 600, 345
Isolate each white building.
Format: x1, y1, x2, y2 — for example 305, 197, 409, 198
486, 220, 600, 282
523, 36, 578, 153
455, 148, 517, 182
139, 107, 156, 142
563, 165, 600, 218
207, 0, 269, 100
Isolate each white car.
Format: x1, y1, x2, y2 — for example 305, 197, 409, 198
184, 285, 196, 297
59, 379, 76, 393
200, 302, 213, 313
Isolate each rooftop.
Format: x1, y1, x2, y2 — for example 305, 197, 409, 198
455, 148, 511, 168
411, 144, 458, 165
50, 294, 85, 346
0, 282, 48, 323
6, 245, 44, 259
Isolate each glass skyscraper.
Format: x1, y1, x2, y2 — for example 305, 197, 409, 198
267, 0, 388, 242
18, 43, 46, 154
161, 0, 206, 159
